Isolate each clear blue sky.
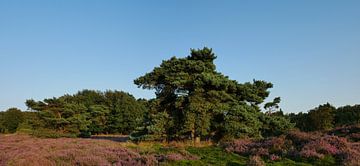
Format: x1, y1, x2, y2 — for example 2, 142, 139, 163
0, 0, 359, 113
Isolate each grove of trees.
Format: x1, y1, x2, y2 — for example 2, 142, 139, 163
0, 47, 359, 143
289, 103, 360, 132
25, 90, 146, 137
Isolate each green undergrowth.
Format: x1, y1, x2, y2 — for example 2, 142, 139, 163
265, 159, 311, 166
165, 146, 247, 166
124, 143, 328, 166
167, 146, 315, 166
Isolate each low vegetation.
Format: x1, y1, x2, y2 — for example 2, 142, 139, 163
225, 129, 360, 165
3, 129, 360, 166
0, 134, 155, 166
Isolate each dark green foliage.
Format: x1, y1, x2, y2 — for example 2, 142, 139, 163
266, 159, 311, 166
31, 128, 77, 138
260, 112, 295, 137
25, 90, 146, 137
0, 110, 40, 134
308, 103, 335, 131
290, 104, 360, 132
334, 104, 360, 126
264, 97, 281, 113
87, 105, 109, 134
185, 146, 247, 166
131, 99, 168, 141
16, 111, 42, 134
26, 98, 90, 135
312, 155, 336, 166
134, 47, 293, 141
0, 112, 4, 133
0, 108, 24, 133
288, 112, 310, 131
223, 104, 262, 139
105, 91, 145, 134
289, 103, 335, 132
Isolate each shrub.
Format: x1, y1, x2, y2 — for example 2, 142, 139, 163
299, 148, 324, 159
16, 122, 34, 134
225, 136, 289, 159
286, 130, 318, 147
247, 155, 265, 166
31, 128, 77, 138
297, 135, 350, 163
313, 155, 336, 166
224, 130, 360, 165
166, 153, 186, 161
0, 134, 157, 165
349, 133, 360, 142
340, 143, 360, 166
269, 154, 281, 161
328, 124, 360, 142
224, 139, 253, 155
259, 136, 289, 155
250, 148, 269, 157
165, 152, 199, 161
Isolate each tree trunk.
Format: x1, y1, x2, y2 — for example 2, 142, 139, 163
194, 136, 201, 144
191, 129, 195, 141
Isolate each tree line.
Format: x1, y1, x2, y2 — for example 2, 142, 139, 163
0, 47, 359, 142
288, 103, 360, 132
1, 90, 146, 137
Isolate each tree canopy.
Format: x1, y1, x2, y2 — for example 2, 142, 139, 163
26, 90, 146, 137
132, 47, 293, 141
0, 108, 24, 133
290, 103, 360, 132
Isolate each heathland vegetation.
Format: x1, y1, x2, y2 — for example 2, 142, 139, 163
1, 48, 360, 165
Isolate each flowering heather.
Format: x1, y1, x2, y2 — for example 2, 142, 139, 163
165, 152, 199, 161
225, 129, 360, 165
225, 136, 288, 158
0, 134, 156, 166
269, 154, 281, 161
247, 155, 265, 166
285, 130, 319, 147
165, 153, 186, 161
298, 148, 324, 159
299, 135, 347, 159
224, 139, 252, 155
349, 133, 360, 141
249, 148, 269, 157
329, 124, 360, 142
342, 144, 360, 166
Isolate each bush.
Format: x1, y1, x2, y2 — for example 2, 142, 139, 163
16, 122, 34, 134
224, 130, 360, 165
224, 139, 253, 155
340, 143, 360, 166
329, 124, 360, 142
247, 155, 265, 166
298, 135, 347, 160
165, 153, 198, 161
79, 131, 91, 138
31, 128, 77, 138
285, 130, 319, 147
0, 134, 157, 166
313, 155, 336, 166
225, 136, 289, 159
